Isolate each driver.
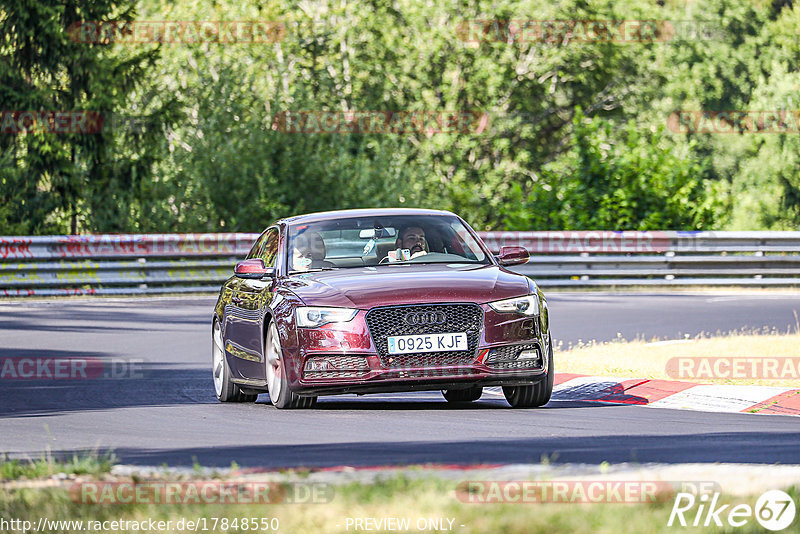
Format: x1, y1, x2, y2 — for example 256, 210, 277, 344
388, 225, 428, 261
292, 231, 327, 271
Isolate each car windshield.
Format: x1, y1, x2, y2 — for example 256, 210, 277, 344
287, 214, 490, 272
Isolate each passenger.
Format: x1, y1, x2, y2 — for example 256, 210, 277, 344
292, 231, 328, 271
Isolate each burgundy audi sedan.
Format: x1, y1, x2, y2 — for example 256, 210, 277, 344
212, 208, 552, 408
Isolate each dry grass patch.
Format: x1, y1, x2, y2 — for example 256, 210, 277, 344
556, 329, 800, 387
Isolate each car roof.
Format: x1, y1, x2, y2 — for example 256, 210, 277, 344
276, 208, 458, 226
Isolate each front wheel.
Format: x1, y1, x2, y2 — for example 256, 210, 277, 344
503, 337, 554, 408
212, 320, 258, 403
442, 386, 482, 403
265, 321, 316, 409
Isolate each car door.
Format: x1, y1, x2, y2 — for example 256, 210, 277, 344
226, 227, 280, 382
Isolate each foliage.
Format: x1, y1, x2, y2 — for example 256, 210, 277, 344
1, 0, 798, 233
0, 452, 116, 481
504, 109, 720, 230
0, 0, 179, 234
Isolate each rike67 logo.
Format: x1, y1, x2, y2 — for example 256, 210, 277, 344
669, 490, 796, 531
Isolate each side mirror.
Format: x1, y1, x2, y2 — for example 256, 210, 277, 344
234, 259, 275, 279
497, 246, 530, 266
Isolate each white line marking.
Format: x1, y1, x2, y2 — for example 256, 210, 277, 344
646, 384, 793, 413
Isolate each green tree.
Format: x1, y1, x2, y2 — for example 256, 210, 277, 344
557, 109, 717, 230
0, 0, 179, 234
4, 0, 798, 234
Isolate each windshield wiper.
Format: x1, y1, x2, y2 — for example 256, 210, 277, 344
289, 267, 339, 274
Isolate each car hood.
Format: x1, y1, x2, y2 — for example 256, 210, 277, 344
282, 263, 532, 309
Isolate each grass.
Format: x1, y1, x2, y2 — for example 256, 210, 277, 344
556, 326, 800, 387
2, 470, 799, 533
0, 452, 116, 481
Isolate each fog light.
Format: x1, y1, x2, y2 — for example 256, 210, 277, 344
518, 349, 540, 360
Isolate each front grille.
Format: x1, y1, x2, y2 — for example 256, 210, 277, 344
366, 304, 483, 368
303, 354, 369, 380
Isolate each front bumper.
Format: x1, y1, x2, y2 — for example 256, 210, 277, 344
289, 304, 549, 396
295, 340, 549, 396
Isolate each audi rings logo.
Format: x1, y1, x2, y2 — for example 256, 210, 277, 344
404, 311, 447, 325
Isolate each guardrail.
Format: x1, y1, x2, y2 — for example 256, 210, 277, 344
1, 231, 799, 296
0, 234, 258, 297
481, 231, 800, 287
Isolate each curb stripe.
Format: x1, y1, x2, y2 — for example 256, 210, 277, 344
553, 373, 585, 386
548, 373, 798, 417
743, 389, 800, 416
592, 379, 698, 405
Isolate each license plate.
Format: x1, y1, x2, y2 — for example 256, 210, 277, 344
386, 333, 468, 354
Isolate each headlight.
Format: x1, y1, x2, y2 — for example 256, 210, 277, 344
487, 294, 540, 316
296, 307, 358, 328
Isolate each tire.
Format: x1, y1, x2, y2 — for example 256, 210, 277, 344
442, 386, 482, 403
212, 320, 258, 403
265, 321, 317, 409
503, 336, 554, 408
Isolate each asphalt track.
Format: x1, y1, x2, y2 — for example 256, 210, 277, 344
1, 292, 799, 468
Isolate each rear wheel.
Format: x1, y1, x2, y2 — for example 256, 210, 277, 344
503, 337, 554, 408
212, 320, 258, 403
265, 321, 317, 409
442, 386, 482, 403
